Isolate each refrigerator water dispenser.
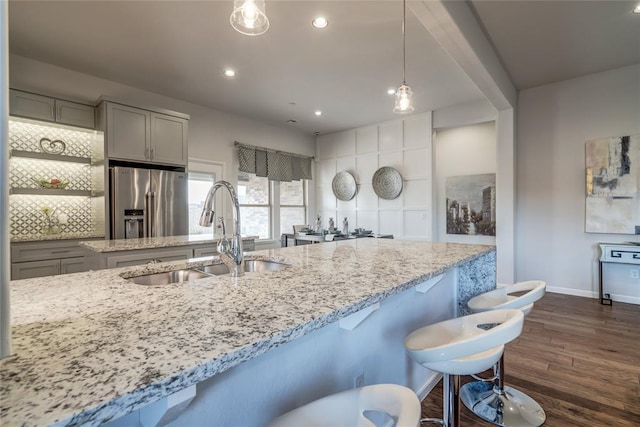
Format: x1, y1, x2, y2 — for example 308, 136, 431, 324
124, 209, 144, 239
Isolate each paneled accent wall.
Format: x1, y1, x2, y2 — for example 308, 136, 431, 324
316, 112, 433, 240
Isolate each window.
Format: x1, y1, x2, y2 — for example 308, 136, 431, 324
279, 180, 306, 235
188, 171, 216, 235
187, 161, 224, 236
238, 173, 307, 240
238, 173, 271, 239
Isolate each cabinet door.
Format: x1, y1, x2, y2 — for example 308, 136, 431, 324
150, 113, 188, 165
9, 89, 55, 122
11, 259, 60, 280
60, 257, 88, 274
106, 102, 151, 162
106, 249, 193, 269
56, 100, 96, 129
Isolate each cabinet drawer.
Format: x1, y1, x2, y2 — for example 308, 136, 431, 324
194, 246, 218, 258
11, 259, 60, 280
106, 248, 193, 269
11, 240, 90, 262
600, 245, 640, 265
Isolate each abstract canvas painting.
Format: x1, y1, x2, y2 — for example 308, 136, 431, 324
446, 174, 496, 236
585, 134, 640, 234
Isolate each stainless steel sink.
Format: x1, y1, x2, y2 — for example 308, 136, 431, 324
198, 260, 288, 276
128, 269, 213, 285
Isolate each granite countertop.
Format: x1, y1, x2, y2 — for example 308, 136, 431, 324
0, 239, 494, 427
11, 232, 106, 243
79, 234, 260, 252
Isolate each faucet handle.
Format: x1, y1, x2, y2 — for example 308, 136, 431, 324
216, 217, 227, 236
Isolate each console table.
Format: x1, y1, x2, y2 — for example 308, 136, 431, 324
599, 242, 640, 305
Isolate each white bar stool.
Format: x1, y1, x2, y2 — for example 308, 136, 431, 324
404, 309, 524, 427
460, 280, 546, 427
266, 383, 422, 427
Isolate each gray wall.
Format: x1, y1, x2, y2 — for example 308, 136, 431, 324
516, 64, 640, 302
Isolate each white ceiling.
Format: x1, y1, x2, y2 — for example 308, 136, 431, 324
8, 1, 640, 135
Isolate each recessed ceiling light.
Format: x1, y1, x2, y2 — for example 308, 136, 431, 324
314, 110, 323, 116
634, 4, 640, 13
312, 17, 328, 29
387, 89, 396, 95
224, 69, 236, 77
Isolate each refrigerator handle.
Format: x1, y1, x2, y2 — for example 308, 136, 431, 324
148, 192, 156, 238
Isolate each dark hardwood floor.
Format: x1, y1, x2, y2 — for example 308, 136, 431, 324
420, 292, 640, 426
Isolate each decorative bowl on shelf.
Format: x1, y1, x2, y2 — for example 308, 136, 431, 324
33, 178, 69, 189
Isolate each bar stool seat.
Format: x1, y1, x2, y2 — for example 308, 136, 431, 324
405, 309, 524, 427
266, 384, 421, 427
460, 280, 546, 427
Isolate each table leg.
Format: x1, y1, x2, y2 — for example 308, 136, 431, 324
599, 261, 612, 306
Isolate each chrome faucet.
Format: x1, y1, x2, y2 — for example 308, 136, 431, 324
199, 180, 244, 276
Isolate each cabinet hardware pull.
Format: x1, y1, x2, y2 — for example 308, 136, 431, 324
51, 250, 70, 254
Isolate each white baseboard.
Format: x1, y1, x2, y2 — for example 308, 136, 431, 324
547, 287, 640, 305
416, 371, 442, 401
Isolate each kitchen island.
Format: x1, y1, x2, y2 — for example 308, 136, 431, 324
1, 239, 495, 426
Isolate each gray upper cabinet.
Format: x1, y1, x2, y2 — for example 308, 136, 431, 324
106, 102, 151, 162
10, 90, 55, 122
10, 89, 96, 129
55, 99, 96, 129
151, 113, 188, 165
104, 101, 188, 166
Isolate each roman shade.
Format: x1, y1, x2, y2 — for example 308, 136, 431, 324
236, 141, 313, 181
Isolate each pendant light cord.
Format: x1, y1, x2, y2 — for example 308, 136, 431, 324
402, 0, 406, 85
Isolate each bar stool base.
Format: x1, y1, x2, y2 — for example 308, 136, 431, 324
460, 381, 545, 427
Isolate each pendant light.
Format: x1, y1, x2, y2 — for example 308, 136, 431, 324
230, 0, 270, 36
393, 0, 414, 114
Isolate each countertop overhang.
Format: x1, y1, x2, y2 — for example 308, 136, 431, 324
0, 239, 495, 426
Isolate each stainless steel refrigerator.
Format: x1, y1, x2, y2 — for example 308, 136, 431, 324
110, 166, 188, 239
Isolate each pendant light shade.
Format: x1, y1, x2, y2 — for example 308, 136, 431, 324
393, 84, 414, 114
230, 0, 270, 36
393, 0, 414, 114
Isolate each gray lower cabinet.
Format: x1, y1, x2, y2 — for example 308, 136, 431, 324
60, 257, 89, 274
11, 259, 60, 280
11, 239, 97, 280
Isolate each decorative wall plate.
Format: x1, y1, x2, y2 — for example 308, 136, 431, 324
372, 166, 403, 199
332, 171, 357, 201
39, 138, 66, 155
